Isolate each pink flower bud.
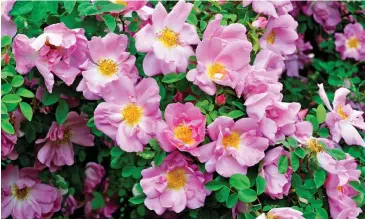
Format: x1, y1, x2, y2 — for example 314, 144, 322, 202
215, 94, 226, 106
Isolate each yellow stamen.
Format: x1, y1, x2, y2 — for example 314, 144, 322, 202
45, 39, 59, 50
173, 124, 195, 145
267, 31, 276, 45
347, 37, 359, 49
308, 139, 323, 153
114, 0, 128, 6
12, 185, 30, 201
337, 105, 348, 120
121, 104, 143, 126
222, 132, 240, 149
208, 63, 227, 80
97, 59, 118, 77
268, 213, 280, 219
159, 28, 179, 48
337, 186, 344, 193
56, 127, 72, 144
166, 168, 186, 190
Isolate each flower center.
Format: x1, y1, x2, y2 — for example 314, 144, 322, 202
12, 185, 30, 201
337, 105, 348, 120
267, 31, 276, 45
267, 213, 280, 219
308, 139, 323, 153
97, 59, 118, 77
56, 127, 72, 144
159, 28, 179, 48
208, 63, 227, 80
337, 186, 345, 193
121, 104, 143, 126
173, 124, 195, 145
114, 0, 128, 6
166, 167, 186, 190
222, 132, 240, 149
45, 39, 59, 50
347, 37, 359, 49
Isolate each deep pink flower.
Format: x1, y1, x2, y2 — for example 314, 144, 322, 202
13, 23, 89, 92
140, 152, 212, 215
187, 37, 252, 95
259, 15, 298, 55
302, 2, 341, 33
77, 33, 139, 100
198, 116, 269, 177
318, 84, 365, 146
84, 162, 106, 194
215, 94, 227, 106
256, 207, 304, 219
157, 102, 206, 155
1, 0, 16, 38
1, 131, 18, 160
135, 0, 200, 76
1, 165, 61, 219
335, 23, 365, 61
36, 112, 95, 171
260, 147, 293, 199
242, 0, 292, 18
62, 195, 78, 216
94, 76, 161, 152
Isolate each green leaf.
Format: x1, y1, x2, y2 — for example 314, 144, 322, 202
215, 186, 230, 202
306, 114, 319, 130
184, 95, 196, 101
286, 137, 298, 147
238, 189, 257, 203
314, 169, 326, 188
19, 102, 33, 121
154, 151, 166, 166
10, 1, 33, 16
102, 14, 116, 32
110, 146, 123, 157
2, 94, 22, 103
162, 73, 186, 83
1, 120, 15, 134
349, 181, 365, 193
91, 192, 106, 210
148, 139, 161, 151
56, 99, 69, 124
1, 36, 12, 48
316, 104, 327, 124
228, 110, 244, 119
16, 88, 35, 98
290, 152, 300, 172
11, 75, 24, 87
42, 90, 60, 106
205, 180, 224, 191
99, 2, 125, 13
1, 83, 12, 95
256, 176, 266, 195
63, 1, 76, 13
229, 174, 250, 190
278, 155, 289, 174
328, 148, 346, 160
226, 194, 238, 208
1, 103, 8, 114
83, 5, 101, 16
129, 194, 146, 205
294, 147, 306, 159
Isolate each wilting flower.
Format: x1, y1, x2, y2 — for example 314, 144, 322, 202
198, 116, 269, 177
260, 147, 293, 199
187, 37, 252, 95
242, 0, 292, 18
94, 76, 161, 152
335, 23, 365, 61
13, 23, 89, 92
1, 165, 61, 219
140, 152, 212, 215
259, 15, 298, 55
84, 162, 106, 194
318, 84, 365, 146
256, 207, 304, 219
77, 33, 139, 100
1, 0, 16, 38
62, 195, 78, 216
36, 112, 95, 171
302, 1, 341, 33
157, 102, 206, 155
134, 0, 200, 76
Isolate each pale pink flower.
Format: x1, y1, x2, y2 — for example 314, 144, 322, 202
134, 0, 200, 76
108, 0, 152, 20
1, 131, 18, 160
259, 15, 298, 55
157, 103, 206, 155
256, 207, 304, 219
1, 165, 61, 219
260, 147, 293, 199
36, 112, 95, 171
13, 23, 89, 92
1, 0, 16, 38
94, 76, 161, 152
84, 162, 106, 194
242, 0, 292, 18
198, 116, 269, 177
302, 2, 341, 33
335, 23, 365, 61
76, 33, 139, 100
285, 34, 313, 77
187, 37, 252, 95
318, 84, 365, 146
253, 49, 285, 76
252, 17, 268, 29
140, 152, 212, 215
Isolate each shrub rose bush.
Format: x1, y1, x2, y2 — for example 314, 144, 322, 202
1, 0, 365, 219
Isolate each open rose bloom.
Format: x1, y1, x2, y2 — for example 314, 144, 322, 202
335, 22, 365, 61
140, 152, 212, 215
256, 207, 304, 219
